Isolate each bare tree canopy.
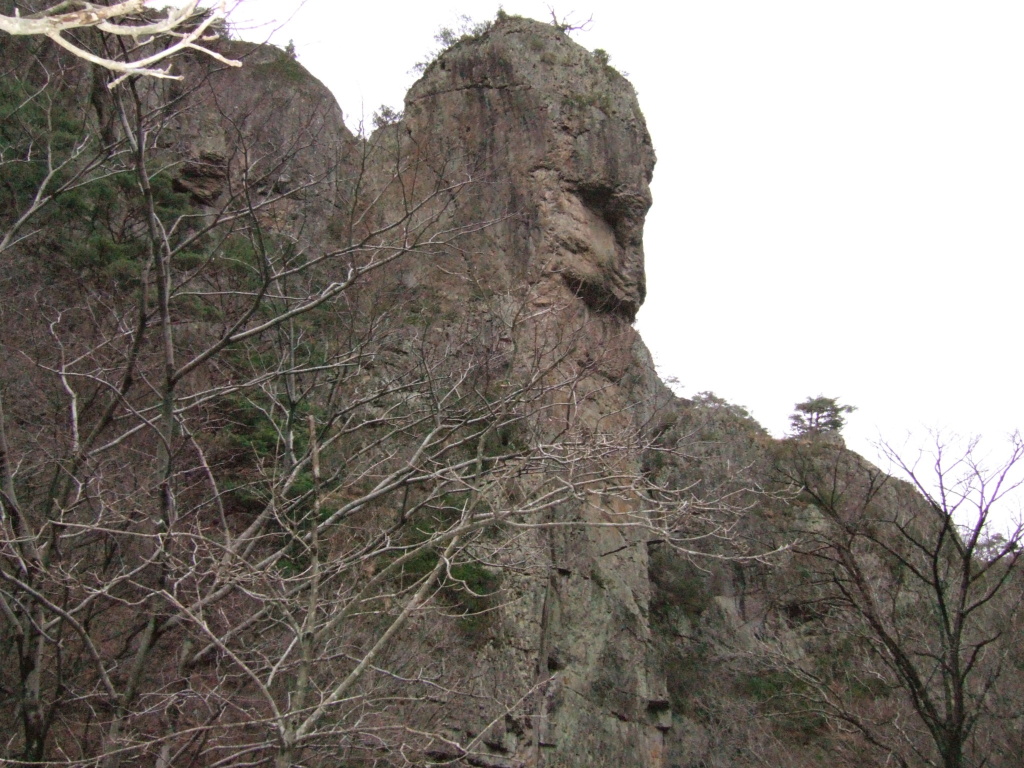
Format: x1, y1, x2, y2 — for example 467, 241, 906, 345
766, 432, 1024, 768
0, 0, 240, 84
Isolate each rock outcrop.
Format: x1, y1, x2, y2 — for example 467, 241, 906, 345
387, 18, 670, 766
1, 16, 672, 767
166, 16, 673, 765
7, 12, 1015, 768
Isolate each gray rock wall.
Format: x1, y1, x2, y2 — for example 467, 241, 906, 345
394, 17, 670, 767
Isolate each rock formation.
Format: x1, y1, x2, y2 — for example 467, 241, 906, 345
2, 12, 1021, 768
384, 18, 671, 766
1, 16, 675, 766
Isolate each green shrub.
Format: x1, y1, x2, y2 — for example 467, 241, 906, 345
650, 545, 711, 618
737, 671, 791, 701
413, 14, 493, 73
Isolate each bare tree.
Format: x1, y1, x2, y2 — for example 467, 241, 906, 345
0, 0, 240, 84
764, 433, 1024, 768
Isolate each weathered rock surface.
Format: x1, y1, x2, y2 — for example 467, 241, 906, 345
405, 17, 654, 320
162, 18, 671, 765
388, 18, 670, 767
169, 40, 358, 244
13, 13, 995, 768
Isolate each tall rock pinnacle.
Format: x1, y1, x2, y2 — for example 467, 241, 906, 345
404, 15, 656, 320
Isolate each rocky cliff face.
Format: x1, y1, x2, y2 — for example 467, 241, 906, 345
6, 13, 1014, 768
189, 18, 1024, 768
389, 18, 672, 767
1, 15, 675, 767
404, 17, 654, 321
172, 16, 675, 766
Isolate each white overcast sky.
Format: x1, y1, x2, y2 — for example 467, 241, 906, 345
221, 0, 1024, 470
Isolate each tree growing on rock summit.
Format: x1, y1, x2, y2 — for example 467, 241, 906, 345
789, 395, 856, 437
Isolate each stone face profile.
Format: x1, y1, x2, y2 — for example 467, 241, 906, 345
392, 18, 672, 766
404, 16, 655, 320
